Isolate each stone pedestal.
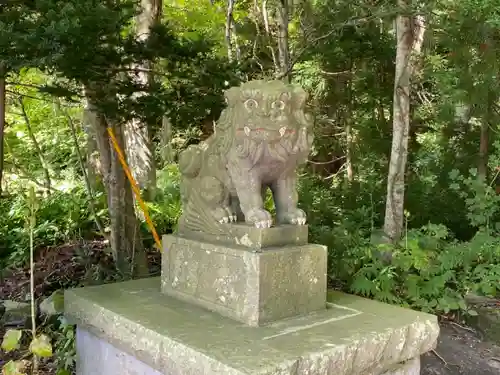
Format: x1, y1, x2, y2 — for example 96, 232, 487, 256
161, 228, 327, 326
66, 224, 439, 374
65, 277, 439, 375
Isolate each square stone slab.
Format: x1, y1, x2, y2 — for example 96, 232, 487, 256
177, 223, 308, 250
162, 235, 327, 326
65, 277, 439, 375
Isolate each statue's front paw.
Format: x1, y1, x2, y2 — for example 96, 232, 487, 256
245, 208, 272, 229
212, 208, 232, 224
224, 206, 237, 223
279, 208, 307, 225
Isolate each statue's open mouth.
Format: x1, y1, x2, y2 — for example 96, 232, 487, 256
237, 126, 295, 137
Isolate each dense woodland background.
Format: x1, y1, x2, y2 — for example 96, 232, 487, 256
1, 0, 500, 373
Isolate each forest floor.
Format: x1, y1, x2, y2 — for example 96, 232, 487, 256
0, 242, 499, 375
421, 322, 500, 375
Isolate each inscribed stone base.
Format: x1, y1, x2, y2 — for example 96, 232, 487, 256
161, 234, 327, 326
65, 278, 440, 375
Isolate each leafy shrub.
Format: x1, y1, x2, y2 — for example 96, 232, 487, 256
143, 165, 182, 243
298, 172, 500, 316
0, 186, 107, 266
349, 225, 500, 315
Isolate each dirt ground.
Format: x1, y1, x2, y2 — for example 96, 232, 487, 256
1, 242, 499, 375
0, 242, 161, 374
422, 322, 500, 375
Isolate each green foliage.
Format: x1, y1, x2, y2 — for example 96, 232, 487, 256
349, 227, 500, 314
51, 318, 76, 373
1, 329, 55, 374
2, 360, 29, 375
449, 168, 500, 230
144, 165, 182, 241
0, 186, 107, 266
2, 0, 500, 330
299, 169, 500, 316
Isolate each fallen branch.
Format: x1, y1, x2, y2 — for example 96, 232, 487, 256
431, 349, 447, 365
449, 321, 476, 334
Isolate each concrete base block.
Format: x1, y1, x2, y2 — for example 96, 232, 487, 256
75, 328, 422, 375
162, 234, 327, 326
65, 278, 440, 375
76, 328, 162, 375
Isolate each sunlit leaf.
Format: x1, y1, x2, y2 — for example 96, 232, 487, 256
2, 360, 29, 375
29, 334, 53, 358
1, 330, 22, 352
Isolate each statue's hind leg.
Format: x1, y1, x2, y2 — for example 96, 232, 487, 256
198, 176, 232, 224
229, 194, 244, 222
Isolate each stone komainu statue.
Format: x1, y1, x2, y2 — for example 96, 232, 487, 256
177, 80, 314, 235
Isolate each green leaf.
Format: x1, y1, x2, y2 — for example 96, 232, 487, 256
29, 334, 53, 358
458, 299, 467, 311
449, 169, 460, 180
1, 330, 22, 352
2, 360, 28, 375
350, 275, 374, 296
467, 309, 479, 316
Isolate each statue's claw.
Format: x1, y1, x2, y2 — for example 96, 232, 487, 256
245, 208, 272, 229
278, 208, 307, 226
255, 220, 271, 229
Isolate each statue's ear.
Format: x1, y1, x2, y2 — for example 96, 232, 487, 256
223, 87, 240, 107
291, 86, 308, 109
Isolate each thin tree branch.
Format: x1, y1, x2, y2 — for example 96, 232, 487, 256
57, 100, 108, 239
18, 97, 52, 193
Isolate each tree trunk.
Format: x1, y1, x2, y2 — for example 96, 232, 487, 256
84, 92, 149, 278
82, 105, 101, 188
225, 0, 235, 62
383, 10, 425, 242
60, 101, 106, 237
345, 64, 354, 182
108, 121, 149, 278
478, 116, 489, 181
262, 0, 279, 72
19, 98, 51, 194
160, 116, 174, 165
0, 67, 5, 197
123, 0, 162, 201
478, 92, 494, 181
276, 0, 290, 82
232, 23, 241, 62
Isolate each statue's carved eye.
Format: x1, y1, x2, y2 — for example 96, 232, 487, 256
244, 99, 258, 111
271, 100, 285, 110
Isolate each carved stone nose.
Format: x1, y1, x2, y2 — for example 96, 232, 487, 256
279, 127, 286, 137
